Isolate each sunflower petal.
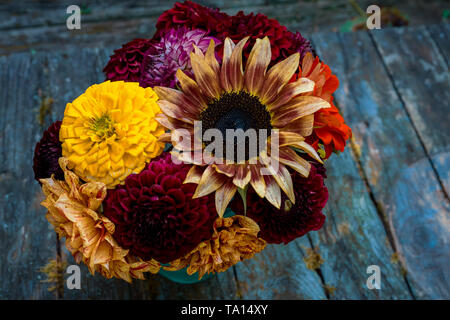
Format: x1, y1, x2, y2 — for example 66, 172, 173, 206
278, 131, 305, 146
290, 140, 323, 164
157, 100, 195, 124
227, 36, 249, 91
215, 182, 238, 217
272, 96, 330, 128
263, 175, 281, 209
184, 165, 204, 184
259, 152, 295, 203
261, 52, 300, 105
213, 163, 236, 178
205, 39, 220, 75
250, 164, 266, 198
268, 77, 315, 111
220, 38, 236, 92
244, 37, 271, 96
190, 52, 222, 99
172, 130, 202, 152
275, 147, 311, 177
279, 114, 314, 137
193, 165, 227, 198
175, 69, 208, 108
232, 165, 251, 189
155, 113, 192, 131
157, 132, 172, 143
154, 86, 203, 116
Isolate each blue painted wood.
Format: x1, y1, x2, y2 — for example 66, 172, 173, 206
427, 23, 450, 68
312, 29, 449, 299
234, 238, 328, 299
0, 52, 56, 299
372, 25, 450, 194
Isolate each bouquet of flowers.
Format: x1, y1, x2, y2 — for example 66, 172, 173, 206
33, 1, 351, 283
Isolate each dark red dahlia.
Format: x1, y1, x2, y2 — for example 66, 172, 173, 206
103, 38, 153, 82
33, 121, 64, 183
232, 164, 328, 245
154, 1, 226, 40
153, 2, 313, 64
215, 11, 313, 63
102, 153, 217, 263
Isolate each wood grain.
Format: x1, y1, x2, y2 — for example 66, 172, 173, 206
312, 29, 449, 299
234, 238, 328, 299
0, 52, 57, 299
371, 25, 450, 194
427, 23, 450, 67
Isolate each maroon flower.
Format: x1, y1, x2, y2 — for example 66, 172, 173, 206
215, 11, 312, 63
103, 38, 153, 82
102, 153, 217, 263
232, 164, 328, 244
153, 1, 313, 64
33, 121, 64, 183
154, 1, 226, 40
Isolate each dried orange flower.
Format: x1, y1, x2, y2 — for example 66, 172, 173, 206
165, 215, 266, 279
40, 157, 160, 283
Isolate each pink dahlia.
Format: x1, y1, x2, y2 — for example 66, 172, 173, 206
33, 121, 64, 182
102, 153, 217, 263
103, 38, 153, 82
140, 27, 220, 88
232, 165, 328, 244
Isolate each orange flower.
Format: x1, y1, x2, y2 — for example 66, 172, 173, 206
40, 157, 160, 283
295, 53, 351, 158
165, 215, 266, 279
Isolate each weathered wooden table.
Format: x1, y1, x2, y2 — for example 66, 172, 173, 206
0, 22, 448, 299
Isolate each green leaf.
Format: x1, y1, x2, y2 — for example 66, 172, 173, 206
237, 185, 248, 215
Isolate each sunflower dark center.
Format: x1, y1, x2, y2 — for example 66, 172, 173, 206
200, 91, 272, 162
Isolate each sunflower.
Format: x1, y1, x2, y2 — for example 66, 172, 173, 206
154, 37, 330, 216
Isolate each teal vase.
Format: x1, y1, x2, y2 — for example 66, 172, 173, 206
159, 267, 211, 284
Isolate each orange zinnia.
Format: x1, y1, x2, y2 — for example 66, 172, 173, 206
295, 53, 351, 158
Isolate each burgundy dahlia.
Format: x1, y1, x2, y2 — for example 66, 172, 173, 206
153, 1, 313, 64
140, 27, 220, 88
154, 1, 226, 40
215, 11, 313, 63
103, 38, 153, 82
33, 121, 64, 183
102, 153, 217, 263
232, 164, 328, 244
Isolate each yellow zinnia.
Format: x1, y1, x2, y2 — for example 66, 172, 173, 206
60, 81, 166, 188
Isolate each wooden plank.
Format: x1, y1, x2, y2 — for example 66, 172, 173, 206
234, 238, 328, 299
312, 30, 449, 299
427, 23, 450, 67
372, 25, 450, 194
309, 149, 412, 299
0, 0, 343, 56
0, 52, 57, 299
